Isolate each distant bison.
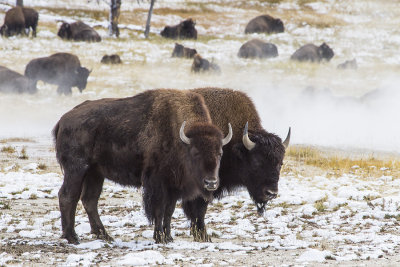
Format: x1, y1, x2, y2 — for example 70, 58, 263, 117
0, 66, 36, 94
238, 39, 278, 59
21, 7, 38, 37
53, 89, 232, 244
101, 54, 122, 64
245, 14, 284, 34
337, 58, 357, 70
291, 43, 334, 62
191, 54, 221, 74
0, 6, 38, 37
25, 53, 91, 95
161, 18, 197, 40
172, 43, 197, 58
58, 21, 101, 42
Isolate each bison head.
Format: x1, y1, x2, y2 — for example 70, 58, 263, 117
172, 43, 184, 57
75, 67, 91, 92
318, 42, 334, 61
233, 123, 290, 214
180, 121, 232, 193
58, 22, 72, 39
273, 18, 285, 33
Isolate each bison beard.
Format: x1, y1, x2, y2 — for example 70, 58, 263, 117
53, 89, 232, 244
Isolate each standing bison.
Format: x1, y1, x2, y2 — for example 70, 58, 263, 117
172, 43, 197, 58
238, 39, 278, 59
58, 21, 101, 42
182, 88, 290, 242
0, 6, 38, 37
0, 66, 36, 94
53, 89, 233, 244
291, 43, 334, 62
24, 53, 91, 95
245, 14, 284, 34
161, 18, 197, 40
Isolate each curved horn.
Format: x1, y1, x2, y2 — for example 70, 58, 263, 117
179, 121, 191, 145
282, 127, 291, 149
242, 122, 256, 151
222, 123, 233, 146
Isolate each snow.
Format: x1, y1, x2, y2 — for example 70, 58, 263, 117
297, 248, 332, 262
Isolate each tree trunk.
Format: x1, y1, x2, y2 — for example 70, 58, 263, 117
109, 0, 121, 37
16, 0, 23, 6
144, 0, 156, 38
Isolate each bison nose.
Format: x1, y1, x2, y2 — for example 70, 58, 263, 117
204, 177, 219, 191
265, 189, 278, 200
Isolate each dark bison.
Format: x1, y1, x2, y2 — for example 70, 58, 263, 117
57, 21, 101, 42
100, 54, 122, 64
182, 88, 290, 241
24, 53, 91, 95
238, 39, 278, 59
160, 18, 197, 40
0, 6, 38, 37
191, 54, 221, 74
53, 89, 233, 244
0, 66, 36, 94
337, 58, 357, 70
291, 43, 334, 62
172, 43, 197, 58
245, 14, 284, 34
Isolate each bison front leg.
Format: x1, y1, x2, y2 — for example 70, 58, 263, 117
182, 197, 211, 242
162, 195, 178, 243
57, 85, 72, 96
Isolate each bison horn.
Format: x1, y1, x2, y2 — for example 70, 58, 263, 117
282, 127, 291, 149
222, 123, 233, 146
180, 121, 191, 145
242, 122, 256, 151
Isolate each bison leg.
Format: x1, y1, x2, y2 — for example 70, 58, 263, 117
162, 195, 178, 243
57, 86, 72, 96
58, 169, 86, 244
182, 197, 211, 242
80, 167, 113, 242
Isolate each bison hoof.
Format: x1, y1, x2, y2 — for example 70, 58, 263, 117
96, 232, 114, 242
154, 231, 172, 244
62, 233, 80, 245
192, 228, 211, 242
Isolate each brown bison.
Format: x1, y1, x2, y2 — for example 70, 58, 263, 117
182, 88, 290, 242
53, 89, 233, 244
245, 14, 284, 34
160, 18, 197, 40
0, 66, 36, 94
24, 53, 91, 95
57, 21, 101, 42
100, 54, 122, 64
172, 43, 197, 59
191, 54, 221, 74
238, 39, 278, 59
0, 6, 38, 37
291, 43, 334, 63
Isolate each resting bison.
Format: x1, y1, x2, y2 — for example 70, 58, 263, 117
191, 54, 221, 74
238, 39, 278, 59
0, 6, 38, 37
160, 18, 197, 40
100, 54, 122, 64
24, 53, 91, 95
0, 66, 36, 94
245, 14, 284, 34
58, 21, 101, 42
337, 58, 357, 70
172, 43, 197, 58
182, 88, 290, 241
291, 43, 334, 62
53, 89, 233, 244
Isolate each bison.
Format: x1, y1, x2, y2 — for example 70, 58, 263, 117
0, 6, 38, 37
53, 89, 233, 244
0, 66, 36, 94
181, 88, 290, 242
160, 18, 197, 40
100, 54, 122, 64
238, 39, 278, 59
191, 54, 221, 74
172, 43, 197, 59
57, 21, 101, 42
291, 43, 334, 63
337, 58, 357, 70
245, 14, 284, 34
24, 52, 91, 95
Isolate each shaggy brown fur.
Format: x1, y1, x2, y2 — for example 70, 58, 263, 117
0, 6, 25, 37
100, 54, 122, 64
291, 43, 334, 62
191, 54, 221, 74
172, 43, 197, 58
160, 18, 197, 40
238, 39, 278, 59
245, 14, 284, 34
0, 66, 36, 94
58, 21, 101, 42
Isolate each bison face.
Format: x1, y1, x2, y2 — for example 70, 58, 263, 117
180, 122, 232, 193
58, 22, 72, 39
172, 43, 184, 57
273, 19, 285, 33
233, 124, 290, 214
75, 67, 90, 92
318, 43, 334, 61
